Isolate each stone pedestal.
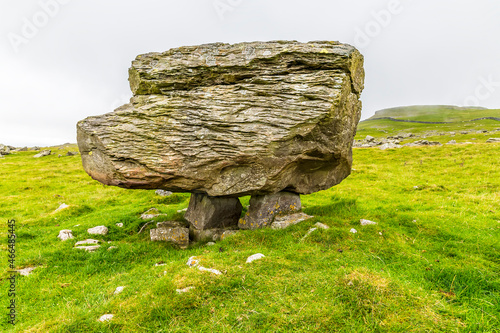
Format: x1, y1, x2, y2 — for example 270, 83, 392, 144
184, 193, 242, 230
239, 192, 301, 230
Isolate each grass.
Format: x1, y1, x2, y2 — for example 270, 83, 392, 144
1, 141, 499, 332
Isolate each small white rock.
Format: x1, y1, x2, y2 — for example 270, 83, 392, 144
187, 256, 199, 267
350, 228, 358, 234
177, 208, 188, 213
88, 226, 108, 235
98, 314, 114, 322
57, 229, 74, 241
360, 219, 377, 226
107, 246, 118, 251
18, 267, 36, 276
116, 223, 124, 227
206, 242, 216, 246
314, 222, 330, 230
155, 263, 167, 267
379, 232, 383, 236
198, 266, 222, 275
246, 253, 265, 263
176, 286, 195, 294
75, 245, 100, 252
75, 239, 99, 246
53, 203, 69, 213
114, 286, 125, 295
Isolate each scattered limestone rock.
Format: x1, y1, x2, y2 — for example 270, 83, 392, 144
66, 151, 79, 156
314, 222, 330, 229
239, 192, 301, 230
177, 208, 187, 213
33, 150, 51, 158
446, 140, 457, 145
98, 314, 114, 322
246, 253, 265, 263
150, 221, 189, 248
75, 239, 99, 246
198, 266, 222, 275
140, 208, 164, 220
365, 135, 375, 142
379, 142, 402, 150
57, 229, 74, 241
116, 223, 124, 227
155, 189, 172, 197
53, 203, 69, 213
114, 286, 125, 295
88, 226, 108, 235
185, 193, 242, 230
486, 138, 500, 143
108, 246, 118, 251
350, 228, 358, 234
206, 242, 216, 246
360, 219, 377, 226
176, 287, 195, 294
18, 267, 36, 276
270, 212, 313, 229
75, 245, 100, 252
0, 144, 11, 155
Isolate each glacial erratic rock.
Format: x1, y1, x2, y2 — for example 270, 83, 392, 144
77, 41, 364, 197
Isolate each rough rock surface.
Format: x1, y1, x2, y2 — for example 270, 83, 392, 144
88, 226, 109, 235
77, 41, 364, 197
239, 192, 301, 229
270, 212, 314, 229
185, 193, 242, 230
150, 221, 189, 248
57, 229, 74, 241
0, 144, 11, 155
33, 150, 51, 158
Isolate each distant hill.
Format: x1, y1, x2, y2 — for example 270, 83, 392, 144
356, 105, 500, 140
364, 105, 499, 123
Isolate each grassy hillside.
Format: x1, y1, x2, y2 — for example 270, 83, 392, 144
356, 106, 500, 141
1, 143, 499, 332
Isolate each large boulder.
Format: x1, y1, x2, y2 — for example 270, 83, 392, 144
77, 41, 364, 197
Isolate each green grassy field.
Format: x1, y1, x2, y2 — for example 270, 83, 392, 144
356, 106, 500, 144
1, 139, 499, 332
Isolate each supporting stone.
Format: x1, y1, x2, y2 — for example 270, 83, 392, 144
150, 221, 189, 248
239, 191, 301, 230
184, 193, 242, 230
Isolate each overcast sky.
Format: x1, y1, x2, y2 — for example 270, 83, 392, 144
1, 0, 499, 146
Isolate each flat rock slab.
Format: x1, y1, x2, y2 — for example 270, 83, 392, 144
185, 193, 242, 230
239, 192, 301, 229
150, 221, 189, 248
88, 226, 108, 235
77, 41, 364, 197
33, 150, 51, 158
270, 212, 314, 230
